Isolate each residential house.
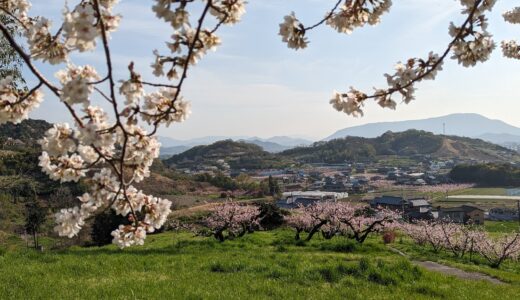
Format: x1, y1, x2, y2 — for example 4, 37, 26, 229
438, 205, 485, 224
370, 196, 407, 211
276, 191, 348, 209
406, 199, 434, 220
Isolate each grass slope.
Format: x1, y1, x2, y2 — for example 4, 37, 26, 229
2, 230, 520, 299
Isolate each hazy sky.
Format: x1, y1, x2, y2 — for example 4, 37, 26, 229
25, 0, 520, 140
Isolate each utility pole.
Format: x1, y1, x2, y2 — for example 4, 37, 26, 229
517, 200, 520, 228
443, 123, 446, 135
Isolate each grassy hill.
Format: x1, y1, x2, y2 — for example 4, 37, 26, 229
2, 229, 520, 299
165, 140, 291, 170
280, 130, 519, 164
0, 119, 51, 146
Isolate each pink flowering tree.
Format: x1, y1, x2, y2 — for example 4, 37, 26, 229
401, 220, 520, 267
402, 220, 445, 252
437, 221, 484, 258
284, 210, 317, 241
476, 232, 520, 268
285, 202, 399, 243
339, 207, 400, 244
204, 201, 260, 242
1, 0, 520, 248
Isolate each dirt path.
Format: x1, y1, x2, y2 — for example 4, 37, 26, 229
388, 247, 504, 284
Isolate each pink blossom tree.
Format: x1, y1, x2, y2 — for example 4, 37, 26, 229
476, 232, 520, 268
204, 201, 260, 242
339, 207, 400, 244
285, 202, 399, 243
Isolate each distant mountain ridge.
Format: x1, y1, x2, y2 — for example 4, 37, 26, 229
284, 129, 519, 164
325, 113, 520, 142
164, 130, 519, 170
159, 135, 312, 153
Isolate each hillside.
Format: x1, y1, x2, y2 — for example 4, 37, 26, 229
326, 113, 520, 141
165, 140, 290, 170
0, 119, 51, 145
477, 133, 520, 145
281, 130, 519, 164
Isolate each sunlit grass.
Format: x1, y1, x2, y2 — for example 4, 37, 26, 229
1, 229, 520, 299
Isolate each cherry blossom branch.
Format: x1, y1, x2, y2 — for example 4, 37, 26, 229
304, 0, 343, 31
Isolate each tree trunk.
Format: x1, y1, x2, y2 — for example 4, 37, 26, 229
305, 221, 326, 241
214, 230, 225, 242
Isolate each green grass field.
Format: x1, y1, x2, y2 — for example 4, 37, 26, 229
2, 229, 520, 299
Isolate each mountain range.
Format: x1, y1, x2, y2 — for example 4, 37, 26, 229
325, 113, 520, 147
165, 130, 520, 170
160, 114, 520, 155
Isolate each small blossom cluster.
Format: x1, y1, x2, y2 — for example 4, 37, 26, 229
150, 0, 238, 80
501, 40, 520, 60
142, 88, 191, 126
63, 1, 121, 52
449, 22, 495, 68
204, 201, 260, 241
329, 88, 366, 117
278, 13, 308, 50
0, 76, 43, 124
56, 64, 100, 107
279, 0, 392, 50
326, 0, 392, 34
17, 0, 121, 65
501, 7, 520, 61
0, 0, 31, 21
503, 6, 520, 24
210, 0, 247, 25
448, 0, 497, 67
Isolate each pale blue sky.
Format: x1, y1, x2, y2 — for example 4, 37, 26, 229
25, 0, 520, 140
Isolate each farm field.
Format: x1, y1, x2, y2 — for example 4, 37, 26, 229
2, 229, 520, 299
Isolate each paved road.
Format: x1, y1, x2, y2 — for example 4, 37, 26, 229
448, 195, 520, 200
388, 247, 503, 284
414, 260, 503, 284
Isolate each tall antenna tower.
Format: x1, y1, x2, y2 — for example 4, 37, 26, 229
443, 122, 446, 135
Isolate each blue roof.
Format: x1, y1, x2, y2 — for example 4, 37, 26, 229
371, 196, 406, 206
276, 198, 320, 209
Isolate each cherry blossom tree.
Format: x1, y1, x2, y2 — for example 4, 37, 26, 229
402, 220, 445, 252
285, 202, 399, 243
477, 232, 520, 268
1, 0, 519, 248
437, 221, 483, 258
402, 220, 520, 267
204, 201, 260, 242
339, 206, 400, 244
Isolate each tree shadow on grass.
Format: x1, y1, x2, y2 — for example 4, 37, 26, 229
52, 238, 221, 257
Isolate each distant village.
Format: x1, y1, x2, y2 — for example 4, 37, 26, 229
176, 158, 520, 224
3, 135, 520, 224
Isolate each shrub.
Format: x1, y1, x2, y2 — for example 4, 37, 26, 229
382, 231, 396, 244
255, 201, 285, 230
